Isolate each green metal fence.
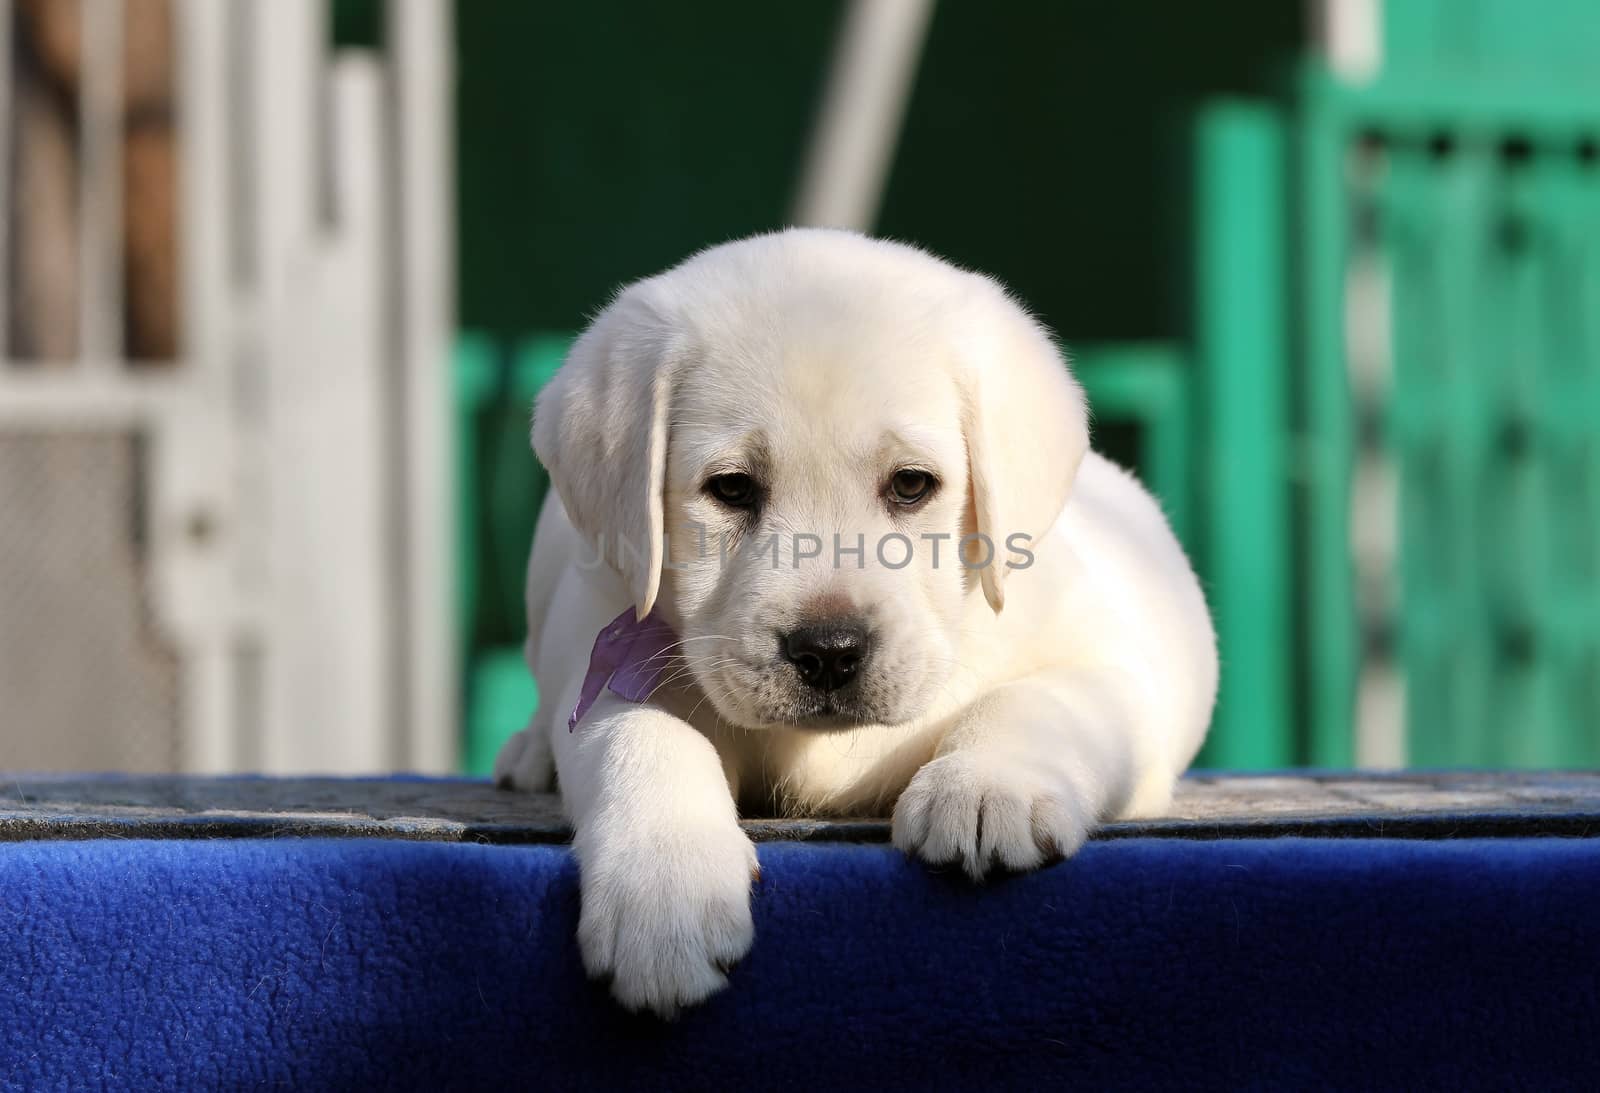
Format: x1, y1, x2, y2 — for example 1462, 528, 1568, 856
1298, 75, 1600, 768
1192, 0, 1600, 769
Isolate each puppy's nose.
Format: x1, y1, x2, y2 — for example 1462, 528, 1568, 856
782, 622, 870, 692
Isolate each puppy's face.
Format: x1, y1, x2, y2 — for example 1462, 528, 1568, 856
660, 332, 973, 729
534, 230, 1089, 733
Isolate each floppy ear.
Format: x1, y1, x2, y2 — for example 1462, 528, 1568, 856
532, 287, 680, 620
957, 278, 1090, 614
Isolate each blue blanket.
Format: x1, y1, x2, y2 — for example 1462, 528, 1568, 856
4, 833, 1599, 1091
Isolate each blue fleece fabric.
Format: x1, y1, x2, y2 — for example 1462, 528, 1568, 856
2, 836, 1597, 1091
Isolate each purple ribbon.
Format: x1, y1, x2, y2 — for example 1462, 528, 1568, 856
567, 607, 682, 731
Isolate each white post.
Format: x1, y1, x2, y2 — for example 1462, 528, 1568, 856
166, 0, 240, 772
299, 52, 396, 771
1318, 0, 1383, 83
791, 0, 934, 232
254, 0, 334, 773
251, 11, 401, 774
390, 0, 457, 773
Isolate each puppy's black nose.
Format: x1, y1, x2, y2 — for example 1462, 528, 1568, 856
782, 622, 870, 692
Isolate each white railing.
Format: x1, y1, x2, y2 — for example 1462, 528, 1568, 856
0, 0, 455, 774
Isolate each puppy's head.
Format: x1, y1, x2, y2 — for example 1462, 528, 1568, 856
534, 230, 1087, 729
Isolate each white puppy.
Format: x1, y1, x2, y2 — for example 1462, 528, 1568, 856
495, 229, 1217, 1016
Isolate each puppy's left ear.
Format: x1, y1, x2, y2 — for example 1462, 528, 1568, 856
957, 276, 1090, 613
532, 285, 680, 620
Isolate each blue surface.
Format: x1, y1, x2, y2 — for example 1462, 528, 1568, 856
3, 836, 1599, 1090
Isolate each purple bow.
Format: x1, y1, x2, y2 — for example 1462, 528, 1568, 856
567, 607, 682, 731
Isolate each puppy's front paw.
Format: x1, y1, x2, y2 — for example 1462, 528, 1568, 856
576, 819, 760, 1018
892, 751, 1090, 880
492, 726, 553, 792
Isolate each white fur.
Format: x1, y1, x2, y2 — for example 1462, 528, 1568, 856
494, 229, 1218, 1017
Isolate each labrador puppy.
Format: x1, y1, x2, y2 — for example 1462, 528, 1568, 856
495, 229, 1217, 1016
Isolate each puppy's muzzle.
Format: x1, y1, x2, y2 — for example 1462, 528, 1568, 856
780, 620, 872, 693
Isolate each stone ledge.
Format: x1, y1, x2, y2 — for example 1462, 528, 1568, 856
2, 770, 1598, 843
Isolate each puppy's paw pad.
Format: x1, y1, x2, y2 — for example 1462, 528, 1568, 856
892, 753, 1088, 880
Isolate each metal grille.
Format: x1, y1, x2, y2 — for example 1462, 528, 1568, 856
1301, 72, 1600, 767
0, 430, 180, 770
1369, 133, 1600, 765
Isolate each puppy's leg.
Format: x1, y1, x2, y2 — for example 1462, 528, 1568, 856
892, 666, 1151, 879
555, 694, 758, 1017
492, 715, 554, 791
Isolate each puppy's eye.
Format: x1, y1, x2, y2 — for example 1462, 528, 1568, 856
888, 469, 936, 505
705, 473, 759, 509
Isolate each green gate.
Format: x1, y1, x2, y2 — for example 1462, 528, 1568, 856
1197, 0, 1600, 769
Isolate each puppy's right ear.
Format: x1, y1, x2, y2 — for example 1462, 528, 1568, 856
532, 286, 680, 620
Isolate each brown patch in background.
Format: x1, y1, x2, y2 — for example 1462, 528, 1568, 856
121, 0, 176, 361
10, 0, 176, 362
